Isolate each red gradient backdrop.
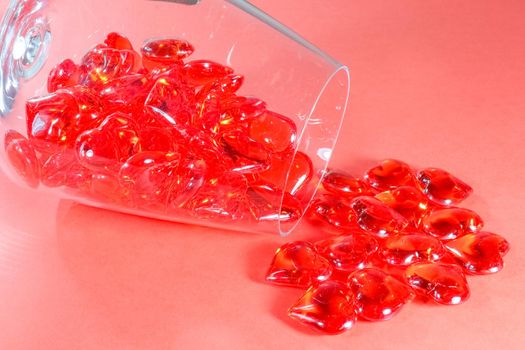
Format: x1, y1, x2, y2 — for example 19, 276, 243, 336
0, 0, 524, 349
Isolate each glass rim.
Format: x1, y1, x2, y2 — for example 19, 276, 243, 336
278, 64, 351, 236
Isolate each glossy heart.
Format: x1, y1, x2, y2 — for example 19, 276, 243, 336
405, 262, 470, 305
351, 196, 409, 238
416, 168, 473, 206
314, 233, 379, 271
288, 281, 357, 334
348, 268, 414, 321
445, 232, 510, 274
421, 208, 484, 241
364, 159, 415, 191
265, 241, 332, 288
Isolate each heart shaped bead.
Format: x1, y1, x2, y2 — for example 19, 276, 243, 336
119, 151, 181, 209
416, 168, 473, 206
364, 159, 415, 191
104, 32, 134, 50
220, 95, 267, 121
405, 262, 470, 305
81, 47, 141, 88
288, 280, 357, 334
307, 194, 355, 230
265, 241, 332, 288
322, 171, 371, 198
222, 129, 270, 162
248, 111, 297, 154
351, 196, 409, 238
27, 87, 103, 154
258, 151, 313, 196
445, 232, 510, 274
47, 59, 80, 93
348, 268, 414, 321
141, 38, 194, 63
210, 74, 244, 95
314, 233, 379, 271
26, 91, 80, 152
76, 113, 141, 171
381, 233, 447, 265
421, 208, 483, 241
183, 60, 234, 86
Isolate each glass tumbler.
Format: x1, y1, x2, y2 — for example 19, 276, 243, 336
0, 0, 350, 235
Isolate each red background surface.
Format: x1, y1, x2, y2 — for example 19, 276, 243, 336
1, 0, 524, 348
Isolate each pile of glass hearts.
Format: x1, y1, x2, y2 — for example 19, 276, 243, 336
4, 32, 314, 223
265, 159, 510, 334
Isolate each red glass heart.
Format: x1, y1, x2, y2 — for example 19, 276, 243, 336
416, 168, 473, 206
104, 32, 134, 50
258, 151, 313, 195
47, 58, 80, 93
288, 281, 357, 334
364, 159, 415, 191
211, 74, 244, 94
248, 111, 297, 154
322, 171, 371, 198
405, 262, 470, 305
421, 207, 484, 241
76, 128, 120, 172
307, 194, 355, 230
119, 151, 181, 209
81, 47, 141, 88
348, 268, 414, 321
141, 38, 194, 63
220, 95, 267, 121
26, 91, 80, 152
183, 59, 234, 86
314, 233, 378, 271
351, 196, 409, 238
381, 233, 447, 265
76, 113, 141, 171
445, 232, 510, 274
222, 129, 269, 162
266, 241, 332, 287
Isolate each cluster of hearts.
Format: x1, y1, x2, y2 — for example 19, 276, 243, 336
265, 159, 510, 334
4, 32, 313, 222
